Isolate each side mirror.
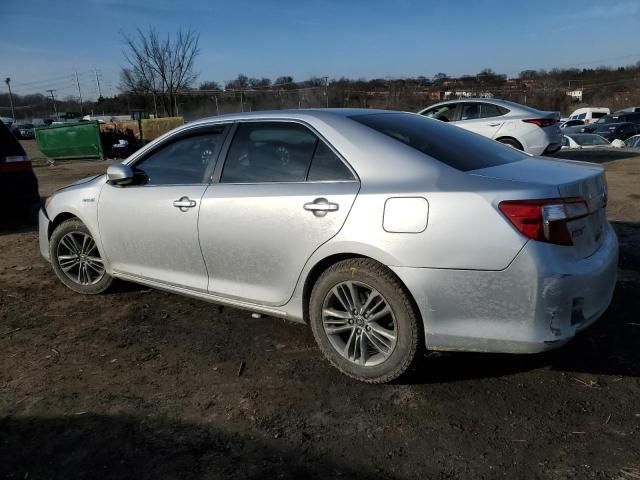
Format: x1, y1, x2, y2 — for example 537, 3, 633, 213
106, 163, 134, 185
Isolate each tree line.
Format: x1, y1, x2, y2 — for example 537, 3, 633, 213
2, 26, 639, 122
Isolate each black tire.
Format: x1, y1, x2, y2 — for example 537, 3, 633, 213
49, 218, 112, 294
309, 258, 422, 383
497, 137, 524, 150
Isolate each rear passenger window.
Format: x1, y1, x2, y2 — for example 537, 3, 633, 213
480, 103, 508, 118
308, 142, 355, 181
460, 103, 481, 120
221, 122, 317, 183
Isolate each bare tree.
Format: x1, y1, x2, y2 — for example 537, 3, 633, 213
120, 27, 200, 116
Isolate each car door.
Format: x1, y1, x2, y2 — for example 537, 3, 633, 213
455, 102, 507, 138
198, 120, 359, 306
98, 124, 229, 290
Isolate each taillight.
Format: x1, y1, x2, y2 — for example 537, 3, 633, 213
498, 197, 589, 246
0, 155, 32, 173
522, 118, 558, 128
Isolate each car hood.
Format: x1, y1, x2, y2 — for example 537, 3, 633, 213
55, 173, 104, 193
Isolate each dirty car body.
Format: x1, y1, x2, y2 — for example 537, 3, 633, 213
39, 109, 617, 380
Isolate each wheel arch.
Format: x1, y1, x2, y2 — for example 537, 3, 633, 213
495, 136, 524, 150
301, 253, 424, 332
48, 212, 79, 239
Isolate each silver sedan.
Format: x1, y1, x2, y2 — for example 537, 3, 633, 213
39, 109, 618, 383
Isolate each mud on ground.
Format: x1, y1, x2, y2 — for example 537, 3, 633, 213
0, 144, 639, 479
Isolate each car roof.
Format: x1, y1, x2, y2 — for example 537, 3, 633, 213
593, 122, 634, 127
570, 107, 610, 114
419, 98, 548, 115
186, 108, 394, 127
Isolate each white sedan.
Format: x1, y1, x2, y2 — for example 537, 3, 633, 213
418, 98, 563, 155
562, 134, 610, 149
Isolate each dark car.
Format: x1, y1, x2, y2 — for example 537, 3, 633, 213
587, 122, 639, 142
0, 120, 40, 222
584, 112, 640, 131
14, 123, 36, 140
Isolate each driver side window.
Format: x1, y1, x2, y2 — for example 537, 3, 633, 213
221, 122, 318, 183
134, 127, 226, 185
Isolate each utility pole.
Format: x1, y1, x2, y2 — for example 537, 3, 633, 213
75, 71, 83, 115
323, 76, 329, 108
47, 89, 59, 120
240, 90, 244, 112
4, 78, 15, 122
94, 69, 103, 99
214, 95, 219, 115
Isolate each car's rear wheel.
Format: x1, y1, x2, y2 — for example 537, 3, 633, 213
309, 258, 422, 383
497, 137, 524, 150
49, 218, 112, 294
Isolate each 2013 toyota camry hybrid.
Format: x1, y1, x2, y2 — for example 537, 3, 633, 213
39, 109, 618, 383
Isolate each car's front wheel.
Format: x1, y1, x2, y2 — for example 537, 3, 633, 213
309, 258, 422, 383
49, 218, 112, 294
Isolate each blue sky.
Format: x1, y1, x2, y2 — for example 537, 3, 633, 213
1, 0, 640, 99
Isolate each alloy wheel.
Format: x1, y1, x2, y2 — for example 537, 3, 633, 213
321, 281, 398, 367
56, 231, 105, 286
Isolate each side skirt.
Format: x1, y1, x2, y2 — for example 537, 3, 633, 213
113, 271, 290, 319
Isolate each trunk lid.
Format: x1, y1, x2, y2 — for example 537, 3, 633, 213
471, 157, 608, 258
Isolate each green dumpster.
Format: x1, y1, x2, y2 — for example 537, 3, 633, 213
35, 121, 104, 160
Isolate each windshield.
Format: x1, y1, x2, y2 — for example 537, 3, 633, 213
351, 112, 526, 172
0, 121, 27, 156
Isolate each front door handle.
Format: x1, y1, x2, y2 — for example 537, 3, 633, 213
304, 198, 339, 217
173, 196, 197, 212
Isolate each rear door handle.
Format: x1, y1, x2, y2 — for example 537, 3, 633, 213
173, 196, 197, 212
304, 198, 339, 217
487, 122, 501, 127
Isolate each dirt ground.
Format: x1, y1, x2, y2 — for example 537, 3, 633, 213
1, 141, 639, 479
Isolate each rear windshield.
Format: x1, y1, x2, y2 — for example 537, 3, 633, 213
569, 134, 609, 146
0, 121, 26, 157
350, 112, 526, 172
595, 114, 623, 124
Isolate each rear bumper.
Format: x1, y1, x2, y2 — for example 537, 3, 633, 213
0, 170, 40, 218
521, 125, 563, 156
39, 208, 51, 262
391, 225, 618, 354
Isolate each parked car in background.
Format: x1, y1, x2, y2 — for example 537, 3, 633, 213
585, 112, 640, 130
14, 123, 35, 140
567, 107, 610, 125
561, 133, 610, 149
39, 109, 617, 383
625, 135, 640, 148
614, 106, 640, 113
0, 120, 40, 222
560, 119, 585, 129
586, 122, 639, 142
418, 98, 562, 155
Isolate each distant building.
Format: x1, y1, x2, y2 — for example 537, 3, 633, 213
444, 91, 494, 100
567, 89, 583, 102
